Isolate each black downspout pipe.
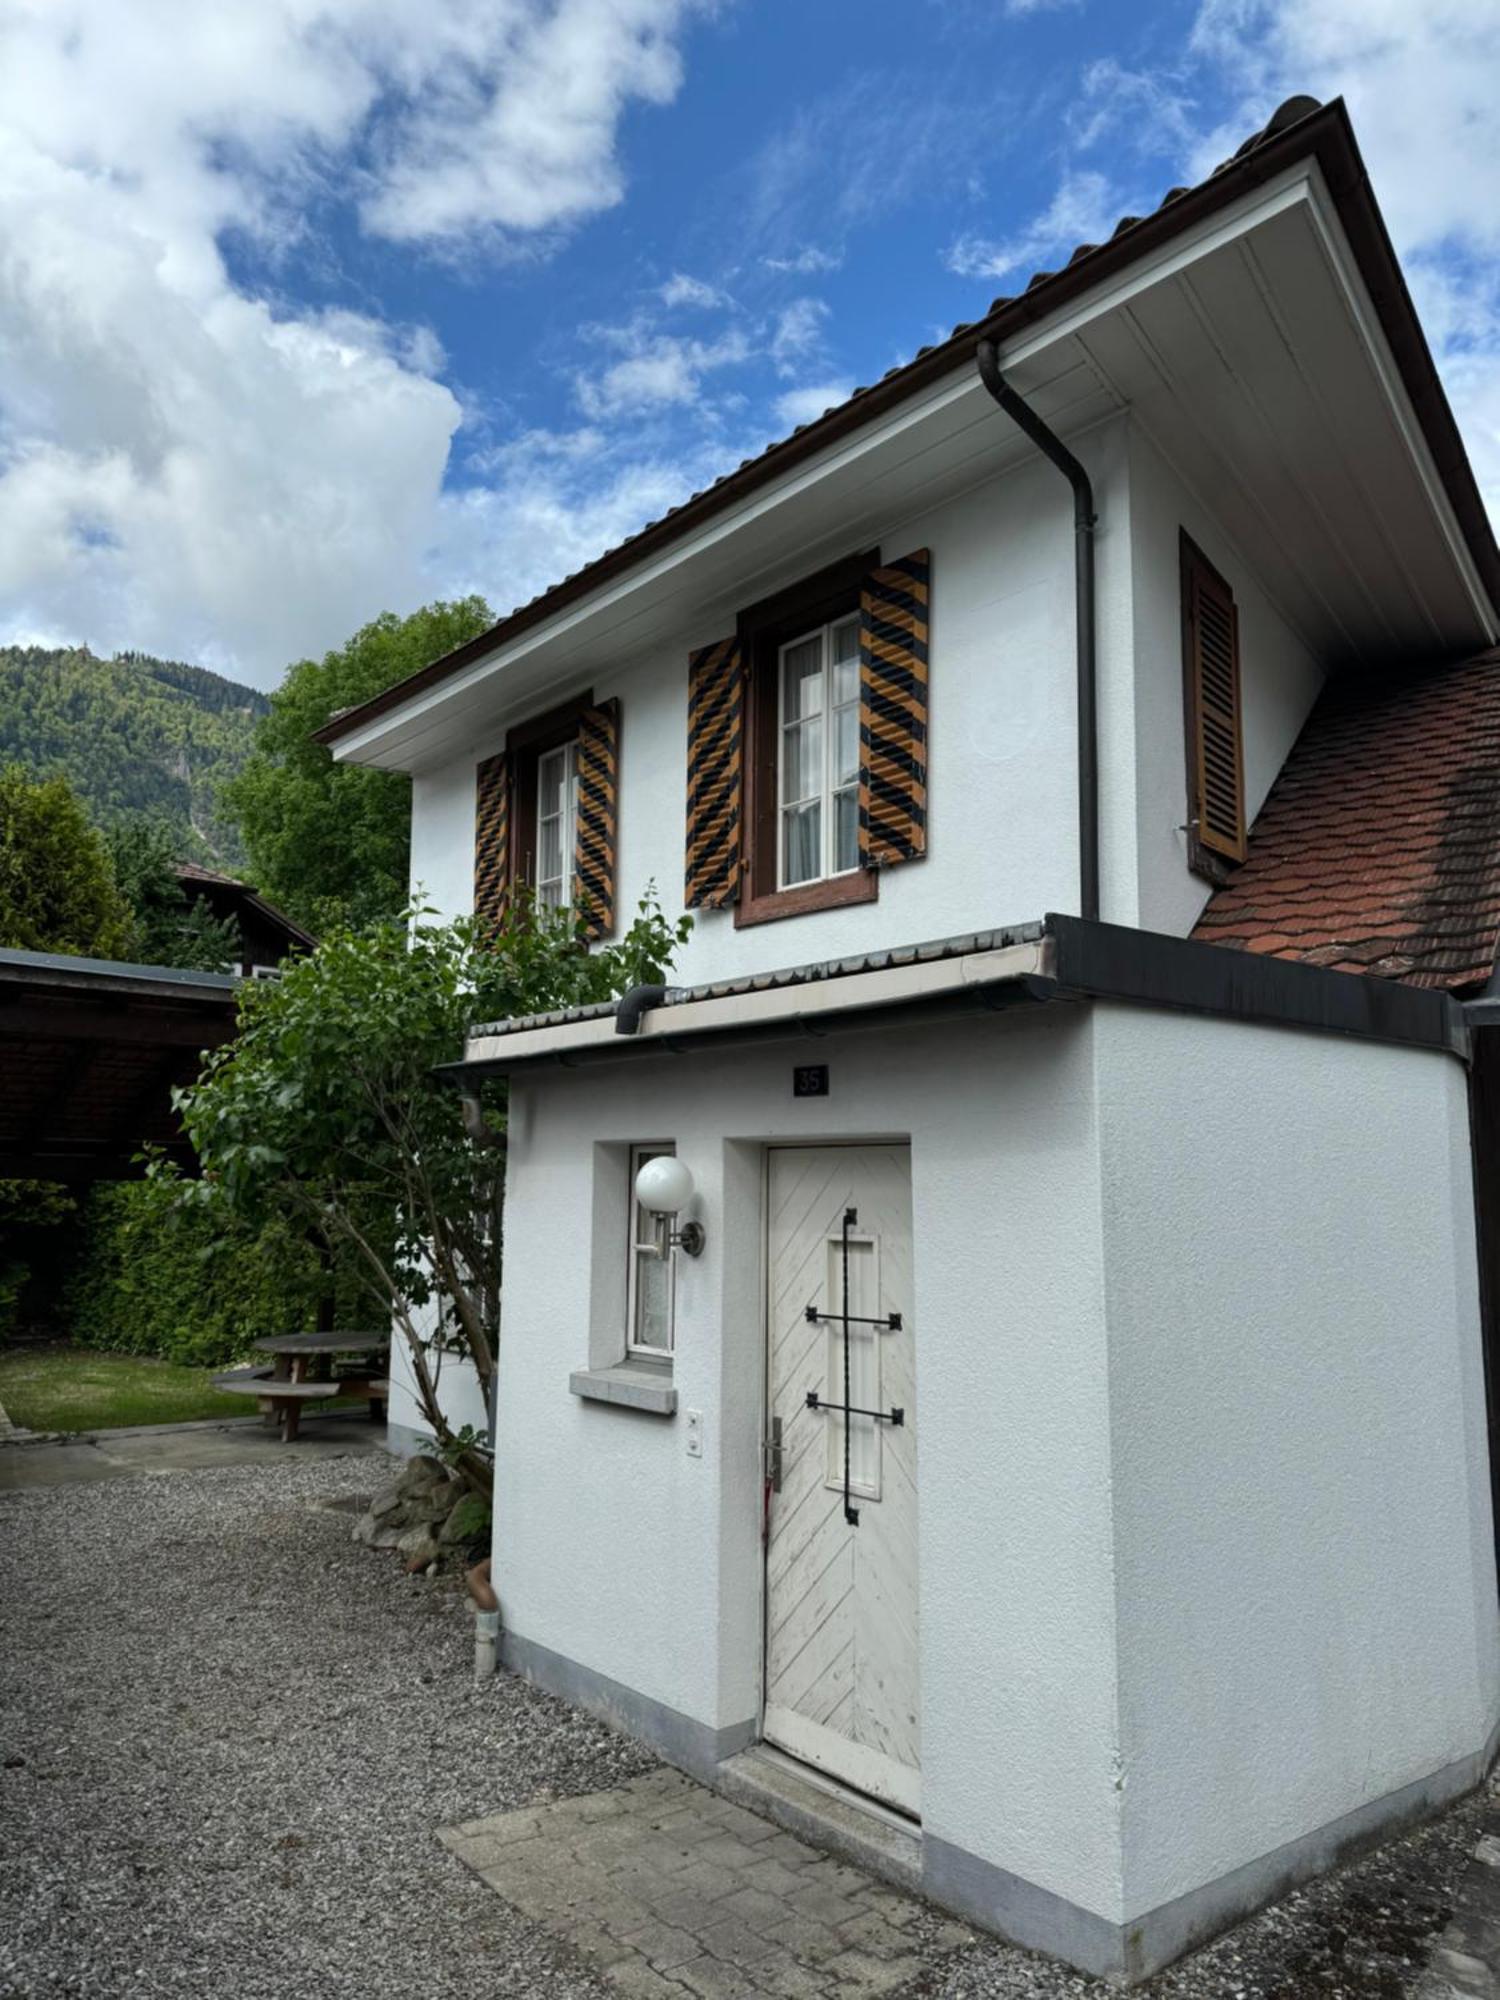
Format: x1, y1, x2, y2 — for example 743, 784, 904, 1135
975, 340, 1099, 924
615, 983, 669, 1035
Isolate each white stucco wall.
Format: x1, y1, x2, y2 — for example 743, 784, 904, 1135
1093, 1003, 1500, 1918
386, 1328, 488, 1457
409, 416, 1138, 966
1126, 425, 1325, 937
489, 992, 1497, 1936
493, 1004, 1128, 1921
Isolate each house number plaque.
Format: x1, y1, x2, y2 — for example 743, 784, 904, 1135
793, 1064, 830, 1097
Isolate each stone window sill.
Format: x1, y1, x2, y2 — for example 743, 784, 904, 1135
569, 1360, 677, 1416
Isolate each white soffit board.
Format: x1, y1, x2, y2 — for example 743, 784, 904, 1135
462, 939, 1052, 1067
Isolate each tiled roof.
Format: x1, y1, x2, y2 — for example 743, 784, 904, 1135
1191, 652, 1500, 990
323, 93, 1500, 750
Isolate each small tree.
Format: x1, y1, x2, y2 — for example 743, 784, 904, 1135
0, 766, 134, 958
171, 892, 690, 1491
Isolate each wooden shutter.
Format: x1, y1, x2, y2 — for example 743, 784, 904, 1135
859, 549, 930, 869
685, 636, 743, 907
474, 751, 512, 933
575, 699, 619, 940
1184, 545, 1247, 865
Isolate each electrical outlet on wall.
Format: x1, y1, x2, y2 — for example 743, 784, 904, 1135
685, 1409, 703, 1458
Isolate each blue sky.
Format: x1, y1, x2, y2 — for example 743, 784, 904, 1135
0, 0, 1496, 688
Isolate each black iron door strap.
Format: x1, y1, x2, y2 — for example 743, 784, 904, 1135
803, 1206, 903, 1526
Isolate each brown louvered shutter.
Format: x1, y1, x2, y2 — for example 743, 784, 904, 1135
474, 751, 512, 934
684, 637, 743, 907
1185, 546, 1246, 865
859, 549, 930, 868
575, 699, 619, 940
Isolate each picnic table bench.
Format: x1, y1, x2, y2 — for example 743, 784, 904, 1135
212, 1331, 390, 1442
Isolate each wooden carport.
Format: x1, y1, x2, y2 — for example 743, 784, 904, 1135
0, 947, 238, 1181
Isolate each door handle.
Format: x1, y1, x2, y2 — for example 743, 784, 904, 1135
764, 1416, 783, 1493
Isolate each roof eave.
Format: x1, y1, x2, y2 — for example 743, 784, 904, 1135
318, 96, 1500, 754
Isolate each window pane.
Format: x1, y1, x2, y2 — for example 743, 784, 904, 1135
539, 808, 563, 887
782, 716, 822, 805
783, 801, 821, 885
834, 788, 859, 874
831, 618, 860, 705
835, 705, 859, 787
782, 635, 823, 723
634, 1247, 672, 1352
538, 747, 564, 818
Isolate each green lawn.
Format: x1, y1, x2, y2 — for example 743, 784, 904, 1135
0, 1346, 252, 1433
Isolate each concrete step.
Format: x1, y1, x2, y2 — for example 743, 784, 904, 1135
714, 1744, 922, 1894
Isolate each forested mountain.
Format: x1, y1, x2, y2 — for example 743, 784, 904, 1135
0, 645, 268, 866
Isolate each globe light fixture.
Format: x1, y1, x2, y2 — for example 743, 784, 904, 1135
634, 1153, 705, 1257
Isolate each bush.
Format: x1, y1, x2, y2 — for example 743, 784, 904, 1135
66, 1178, 369, 1369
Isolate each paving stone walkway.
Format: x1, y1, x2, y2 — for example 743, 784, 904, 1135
441, 1767, 972, 1999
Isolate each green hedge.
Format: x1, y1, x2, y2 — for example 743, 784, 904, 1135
66, 1178, 370, 1369
0, 1181, 78, 1343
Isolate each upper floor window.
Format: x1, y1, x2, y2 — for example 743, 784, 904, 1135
779, 615, 862, 889
1181, 533, 1247, 878
535, 739, 580, 909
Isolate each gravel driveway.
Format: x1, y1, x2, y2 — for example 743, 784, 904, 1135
2, 1449, 1496, 1999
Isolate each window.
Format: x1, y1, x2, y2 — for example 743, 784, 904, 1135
1181, 534, 1247, 877
627, 1144, 675, 1358
737, 550, 880, 927
778, 615, 861, 889
535, 740, 580, 909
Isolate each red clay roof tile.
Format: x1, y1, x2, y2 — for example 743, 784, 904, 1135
1192, 651, 1500, 991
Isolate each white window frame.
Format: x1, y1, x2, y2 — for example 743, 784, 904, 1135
626, 1142, 676, 1360
776, 614, 861, 891
535, 739, 580, 910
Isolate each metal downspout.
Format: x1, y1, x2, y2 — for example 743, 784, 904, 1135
975, 340, 1100, 923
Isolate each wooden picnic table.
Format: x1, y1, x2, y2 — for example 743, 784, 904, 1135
212, 1331, 391, 1442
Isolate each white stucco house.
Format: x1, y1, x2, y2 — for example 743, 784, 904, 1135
319, 96, 1500, 1983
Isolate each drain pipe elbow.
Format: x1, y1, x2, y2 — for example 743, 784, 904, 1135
616, 983, 669, 1036
976, 339, 1100, 924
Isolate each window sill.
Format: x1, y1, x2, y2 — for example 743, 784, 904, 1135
569, 1360, 677, 1416
734, 868, 878, 929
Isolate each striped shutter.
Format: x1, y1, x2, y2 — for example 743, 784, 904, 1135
473, 751, 512, 933
1185, 550, 1246, 864
685, 637, 743, 907
859, 549, 930, 868
575, 699, 620, 940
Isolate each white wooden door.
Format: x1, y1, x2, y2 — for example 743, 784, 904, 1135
764, 1145, 919, 1815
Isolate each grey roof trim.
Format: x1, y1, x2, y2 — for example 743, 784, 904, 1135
0, 945, 240, 1001
453, 915, 1463, 1079
466, 923, 1049, 1041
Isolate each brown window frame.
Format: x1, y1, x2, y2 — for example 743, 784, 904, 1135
1180, 532, 1247, 882
505, 689, 593, 901
734, 549, 880, 929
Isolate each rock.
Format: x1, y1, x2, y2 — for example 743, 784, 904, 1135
396, 1523, 441, 1569
395, 1454, 447, 1499
409, 1483, 460, 1524
369, 1482, 404, 1521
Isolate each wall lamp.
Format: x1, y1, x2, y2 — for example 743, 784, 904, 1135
635, 1154, 705, 1258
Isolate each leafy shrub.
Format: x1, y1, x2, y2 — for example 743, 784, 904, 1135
66, 1176, 369, 1369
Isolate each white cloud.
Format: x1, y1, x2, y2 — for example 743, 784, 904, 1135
763, 247, 843, 275
0, 0, 707, 684
770, 298, 830, 375
660, 272, 727, 309
944, 170, 1118, 281
774, 382, 854, 431
573, 322, 750, 418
